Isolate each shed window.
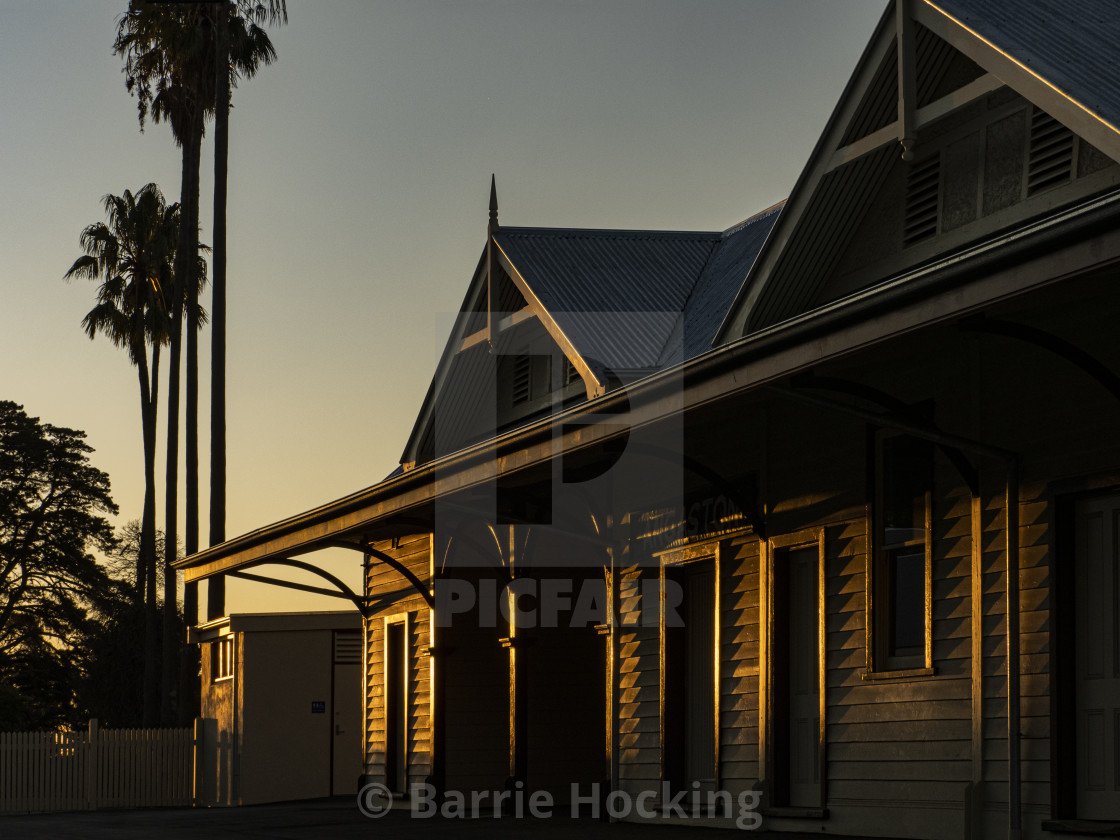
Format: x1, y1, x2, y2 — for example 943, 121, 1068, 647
873, 433, 933, 671
211, 637, 234, 682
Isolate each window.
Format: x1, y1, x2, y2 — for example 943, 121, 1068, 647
211, 637, 234, 681
872, 433, 933, 673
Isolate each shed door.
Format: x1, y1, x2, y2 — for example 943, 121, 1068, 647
332, 631, 364, 796
1076, 495, 1120, 819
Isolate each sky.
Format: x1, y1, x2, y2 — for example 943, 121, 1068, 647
1, 0, 887, 621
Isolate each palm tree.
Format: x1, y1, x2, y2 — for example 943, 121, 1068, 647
158, 225, 208, 726
209, 1, 285, 621
115, 0, 283, 721
116, 4, 213, 726
65, 183, 178, 727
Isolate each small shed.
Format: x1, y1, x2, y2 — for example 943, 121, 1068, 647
192, 611, 364, 806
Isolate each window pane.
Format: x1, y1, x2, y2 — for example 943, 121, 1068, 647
882, 436, 931, 545
890, 549, 925, 655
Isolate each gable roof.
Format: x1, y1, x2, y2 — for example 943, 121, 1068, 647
716, 0, 1120, 343
493, 227, 721, 374
400, 209, 779, 467
660, 203, 782, 364
924, 0, 1120, 149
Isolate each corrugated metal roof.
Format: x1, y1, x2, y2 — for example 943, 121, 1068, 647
928, 0, 1120, 131
494, 228, 722, 372
660, 205, 781, 364
406, 213, 779, 466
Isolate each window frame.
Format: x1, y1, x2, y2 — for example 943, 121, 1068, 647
763, 528, 828, 816
866, 430, 935, 678
383, 612, 410, 794
211, 636, 235, 683
657, 539, 723, 801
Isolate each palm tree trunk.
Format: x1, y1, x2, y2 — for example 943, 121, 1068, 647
168, 95, 201, 725
180, 106, 205, 726
185, 110, 203, 576
139, 340, 160, 728
161, 299, 182, 727
208, 0, 231, 620
136, 353, 154, 607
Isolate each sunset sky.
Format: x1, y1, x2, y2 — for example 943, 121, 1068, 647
1, 0, 886, 619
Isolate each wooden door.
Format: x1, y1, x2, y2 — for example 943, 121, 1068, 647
382, 621, 407, 794
1076, 494, 1120, 819
685, 568, 716, 793
664, 562, 717, 799
786, 547, 821, 808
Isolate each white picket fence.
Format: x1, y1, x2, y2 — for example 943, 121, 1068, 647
0, 719, 197, 813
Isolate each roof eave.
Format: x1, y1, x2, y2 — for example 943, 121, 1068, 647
176, 188, 1120, 581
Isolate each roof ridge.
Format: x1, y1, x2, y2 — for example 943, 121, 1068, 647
496, 226, 722, 240
722, 200, 786, 237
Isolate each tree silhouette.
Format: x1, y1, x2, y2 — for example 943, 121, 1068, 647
115, 3, 214, 678
65, 183, 178, 726
115, 2, 277, 722
0, 401, 118, 731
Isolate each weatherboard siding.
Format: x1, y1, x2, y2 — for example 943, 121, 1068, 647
616, 564, 660, 795
364, 535, 432, 787
408, 614, 431, 791
719, 536, 761, 794
353, 297, 1120, 835
364, 618, 384, 775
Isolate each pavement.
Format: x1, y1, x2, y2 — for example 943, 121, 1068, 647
0, 797, 890, 839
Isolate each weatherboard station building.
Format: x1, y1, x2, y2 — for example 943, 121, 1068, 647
177, 0, 1120, 836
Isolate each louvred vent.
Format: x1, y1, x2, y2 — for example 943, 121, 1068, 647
512, 354, 531, 404
1027, 107, 1075, 195
904, 154, 940, 247
563, 357, 580, 386
334, 632, 362, 664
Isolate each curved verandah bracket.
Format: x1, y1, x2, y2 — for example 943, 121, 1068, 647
227, 541, 438, 617
229, 557, 368, 615
325, 539, 436, 610
789, 371, 981, 496
435, 530, 515, 581
959, 315, 1120, 405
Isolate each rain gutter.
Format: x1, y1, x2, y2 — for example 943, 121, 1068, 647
176, 186, 1120, 593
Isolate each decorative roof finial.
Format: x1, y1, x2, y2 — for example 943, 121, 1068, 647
488, 174, 499, 235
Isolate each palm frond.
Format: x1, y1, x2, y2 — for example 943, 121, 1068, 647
63, 255, 100, 283
66, 183, 181, 368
